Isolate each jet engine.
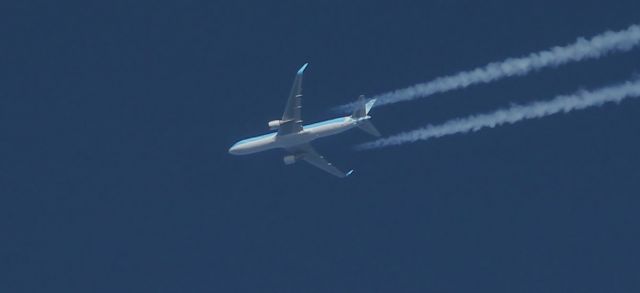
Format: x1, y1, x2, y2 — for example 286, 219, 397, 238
283, 155, 300, 165
268, 120, 283, 130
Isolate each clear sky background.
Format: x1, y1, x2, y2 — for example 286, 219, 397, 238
2, 1, 639, 292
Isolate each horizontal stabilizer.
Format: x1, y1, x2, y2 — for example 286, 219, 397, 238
358, 120, 381, 137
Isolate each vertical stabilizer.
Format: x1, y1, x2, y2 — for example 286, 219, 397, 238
351, 95, 367, 118
351, 95, 381, 137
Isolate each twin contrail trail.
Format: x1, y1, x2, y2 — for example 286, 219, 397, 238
336, 24, 640, 112
356, 79, 640, 150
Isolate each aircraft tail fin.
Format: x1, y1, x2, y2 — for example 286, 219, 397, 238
351, 95, 376, 118
351, 95, 381, 137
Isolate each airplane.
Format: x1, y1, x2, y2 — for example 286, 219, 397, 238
228, 63, 381, 178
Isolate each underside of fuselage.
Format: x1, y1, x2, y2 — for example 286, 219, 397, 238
229, 116, 356, 155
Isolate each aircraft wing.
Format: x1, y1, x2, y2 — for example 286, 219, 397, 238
287, 143, 354, 178
277, 63, 308, 135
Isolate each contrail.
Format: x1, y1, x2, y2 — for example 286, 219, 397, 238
336, 24, 640, 112
357, 79, 640, 150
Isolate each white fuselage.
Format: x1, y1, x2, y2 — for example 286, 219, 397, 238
229, 116, 361, 155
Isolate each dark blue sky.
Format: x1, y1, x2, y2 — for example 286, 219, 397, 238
2, 1, 639, 292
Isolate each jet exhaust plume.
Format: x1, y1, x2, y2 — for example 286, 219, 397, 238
336, 24, 640, 112
357, 79, 640, 150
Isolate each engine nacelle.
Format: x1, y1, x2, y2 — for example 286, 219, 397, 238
268, 120, 283, 130
283, 155, 299, 165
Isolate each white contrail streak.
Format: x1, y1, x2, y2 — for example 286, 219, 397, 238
357, 79, 640, 150
336, 24, 640, 112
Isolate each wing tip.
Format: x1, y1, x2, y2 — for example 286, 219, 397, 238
297, 63, 309, 75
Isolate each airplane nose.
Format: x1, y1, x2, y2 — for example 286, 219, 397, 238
228, 144, 240, 155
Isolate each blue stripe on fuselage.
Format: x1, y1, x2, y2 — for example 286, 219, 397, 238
303, 117, 347, 130
233, 117, 347, 146
233, 132, 276, 146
